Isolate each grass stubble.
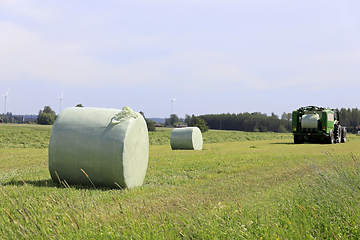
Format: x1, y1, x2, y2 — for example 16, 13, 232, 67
0, 125, 360, 239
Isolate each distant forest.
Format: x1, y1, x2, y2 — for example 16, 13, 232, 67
1, 108, 360, 134
0, 113, 25, 123
197, 112, 292, 133
196, 108, 360, 133
339, 108, 360, 133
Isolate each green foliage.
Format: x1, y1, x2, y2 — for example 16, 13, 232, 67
184, 114, 192, 126
75, 104, 84, 107
193, 108, 360, 133
36, 113, 56, 125
139, 111, 156, 132
184, 114, 197, 126
146, 119, 156, 131
278, 125, 287, 133
271, 112, 279, 119
172, 122, 185, 127
164, 117, 171, 126
281, 112, 292, 121
37, 106, 56, 125
192, 117, 209, 133
258, 124, 267, 132
0, 113, 24, 123
339, 107, 360, 133
43, 106, 56, 115
199, 112, 292, 132
169, 114, 180, 125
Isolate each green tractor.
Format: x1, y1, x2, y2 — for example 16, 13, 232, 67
292, 106, 347, 144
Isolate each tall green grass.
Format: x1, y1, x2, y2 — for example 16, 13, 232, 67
1, 124, 360, 239
0, 124, 51, 148
281, 152, 360, 239
236, 152, 360, 239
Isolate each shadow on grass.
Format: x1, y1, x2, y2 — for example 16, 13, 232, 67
269, 142, 294, 145
270, 142, 328, 145
1, 179, 123, 191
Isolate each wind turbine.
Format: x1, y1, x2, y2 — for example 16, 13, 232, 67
170, 97, 176, 115
58, 92, 63, 113
2, 89, 9, 114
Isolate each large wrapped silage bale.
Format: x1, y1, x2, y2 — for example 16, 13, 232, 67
48, 106, 149, 188
170, 127, 203, 150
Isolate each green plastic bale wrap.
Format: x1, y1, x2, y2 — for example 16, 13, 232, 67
301, 114, 320, 129
48, 106, 149, 188
170, 127, 203, 150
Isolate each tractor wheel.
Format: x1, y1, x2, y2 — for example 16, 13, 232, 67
326, 129, 334, 144
341, 127, 347, 143
294, 135, 303, 144
334, 124, 341, 143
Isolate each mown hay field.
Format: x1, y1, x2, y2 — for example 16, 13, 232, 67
1, 124, 360, 239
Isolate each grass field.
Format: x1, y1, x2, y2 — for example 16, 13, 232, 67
1, 124, 360, 239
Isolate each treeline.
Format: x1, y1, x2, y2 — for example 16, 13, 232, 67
196, 108, 360, 133
197, 112, 292, 133
3, 106, 360, 134
339, 108, 360, 133
0, 113, 25, 123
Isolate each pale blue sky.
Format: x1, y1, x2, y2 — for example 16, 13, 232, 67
1, 0, 359, 118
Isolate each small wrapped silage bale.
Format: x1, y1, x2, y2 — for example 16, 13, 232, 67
170, 127, 203, 150
48, 106, 149, 188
